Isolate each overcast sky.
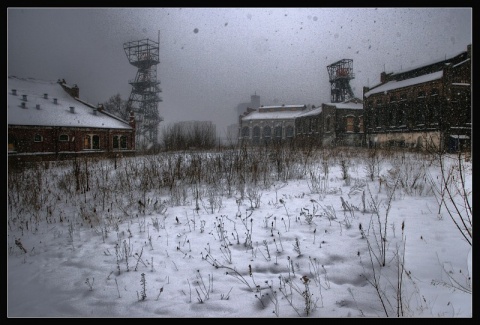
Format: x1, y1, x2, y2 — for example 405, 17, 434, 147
7, 7, 472, 136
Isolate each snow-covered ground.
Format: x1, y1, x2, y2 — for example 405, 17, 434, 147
7, 148, 472, 317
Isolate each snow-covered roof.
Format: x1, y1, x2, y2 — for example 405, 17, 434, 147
388, 48, 468, 75
364, 71, 443, 98
323, 102, 363, 110
242, 110, 305, 121
296, 107, 323, 117
8, 76, 132, 129
259, 105, 305, 110
453, 58, 470, 68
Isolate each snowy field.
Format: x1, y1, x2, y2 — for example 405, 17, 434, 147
7, 146, 472, 318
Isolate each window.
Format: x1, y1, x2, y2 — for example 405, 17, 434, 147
346, 116, 354, 132
83, 134, 92, 149
358, 116, 364, 133
253, 126, 260, 144
388, 109, 395, 126
286, 125, 294, 138
8, 137, 16, 152
120, 136, 127, 149
309, 118, 315, 133
113, 135, 119, 149
84, 135, 91, 148
326, 116, 332, 132
113, 135, 128, 149
92, 135, 100, 149
396, 107, 405, 126
274, 126, 282, 139
34, 134, 43, 142
416, 92, 426, 125
84, 134, 100, 149
263, 126, 271, 139
59, 134, 69, 141
253, 126, 260, 137
296, 121, 303, 134
417, 108, 426, 126
241, 127, 250, 138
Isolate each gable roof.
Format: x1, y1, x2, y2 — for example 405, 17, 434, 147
8, 76, 132, 130
323, 102, 363, 110
241, 110, 305, 121
364, 71, 443, 98
296, 107, 322, 117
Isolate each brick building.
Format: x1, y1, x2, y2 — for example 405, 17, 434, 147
295, 98, 364, 147
8, 76, 136, 162
363, 44, 471, 152
239, 104, 305, 145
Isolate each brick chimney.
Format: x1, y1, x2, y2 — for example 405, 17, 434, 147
380, 72, 387, 83
59, 79, 80, 98
129, 111, 136, 129
71, 84, 79, 98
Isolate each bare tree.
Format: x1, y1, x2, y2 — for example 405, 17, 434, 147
161, 121, 217, 151
102, 93, 129, 121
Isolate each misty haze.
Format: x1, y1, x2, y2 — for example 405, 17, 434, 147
8, 7, 471, 146
7, 7, 472, 318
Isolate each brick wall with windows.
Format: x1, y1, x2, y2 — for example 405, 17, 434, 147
8, 126, 135, 161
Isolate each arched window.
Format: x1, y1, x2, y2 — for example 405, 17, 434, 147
263, 126, 271, 139
253, 126, 260, 144
241, 127, 250, 138
59, 134, 69, 141
120, 136, 127, 149
8, 136, 16, 152
84, 134, 100, 149
286, 125, 294, 138
113, 135, 119, 149
296, 121, 303, 134
92, 135, 100, 149
274, 126, 282, 139
84, 135, 91, 149
34, 134, 43, 142
114, 135, 128, 150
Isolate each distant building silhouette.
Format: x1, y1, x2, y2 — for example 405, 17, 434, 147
236, 93, 260, 117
